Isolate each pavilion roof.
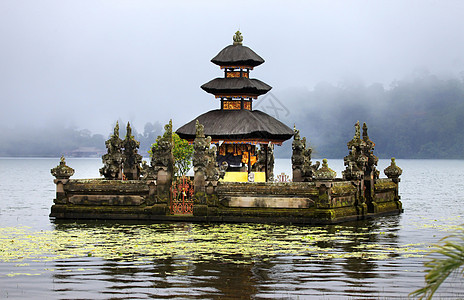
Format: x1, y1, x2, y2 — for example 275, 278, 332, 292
211, 44, 265, 68
201, 78, 272, 97
176, 109, 294, 143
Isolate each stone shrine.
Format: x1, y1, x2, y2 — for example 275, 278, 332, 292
50, 32, 403, 224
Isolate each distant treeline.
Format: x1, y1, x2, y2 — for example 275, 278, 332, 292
274, 72, 464, 159
0, 121, 162, 157
1, 72, 463, 159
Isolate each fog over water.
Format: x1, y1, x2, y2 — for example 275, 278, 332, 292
1, 0, 464, 134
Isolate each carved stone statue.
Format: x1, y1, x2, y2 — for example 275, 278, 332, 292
122, 122, 143, 180
151, 120, 174, 179
255, 144, 275, 182
100, 122, 123, 180
193, 121, 226, 199
193, 120, 209, 177
218, 161, 228, 180
140, 160, 156, 180
150, 120, 175, 203
292, 127, 319, 182
205, 145, 221, 182
342, 145, 366, 180
343, 121, 378, 180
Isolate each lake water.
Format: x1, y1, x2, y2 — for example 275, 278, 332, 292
1, 158, 464, 299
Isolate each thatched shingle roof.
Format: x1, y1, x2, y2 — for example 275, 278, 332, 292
201, 78, 272, 96
176, 109, 294, 143
211, 44, 265, 67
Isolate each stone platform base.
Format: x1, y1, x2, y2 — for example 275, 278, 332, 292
50, 179, 402, 225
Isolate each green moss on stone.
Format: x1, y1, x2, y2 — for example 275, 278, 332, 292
332, 184, 356, 196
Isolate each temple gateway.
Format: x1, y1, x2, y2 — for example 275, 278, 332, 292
176, 31, 293, 182
50, 32, 403, 224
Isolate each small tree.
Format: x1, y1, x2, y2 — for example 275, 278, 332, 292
149, 132, 193, 177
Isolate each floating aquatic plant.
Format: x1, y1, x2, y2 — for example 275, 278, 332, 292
0, 223, 427, 273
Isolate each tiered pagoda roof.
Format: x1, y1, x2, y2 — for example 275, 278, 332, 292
176, 109, 293, 144
201, 78, 271, 98
176, 31, 293, 145
210, 43, 265, 67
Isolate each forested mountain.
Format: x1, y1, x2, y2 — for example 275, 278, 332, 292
0, 121, 162, 157
1, 73, 463, 158
274, 72, 464, 159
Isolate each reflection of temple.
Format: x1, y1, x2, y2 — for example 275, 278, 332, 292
176, 31, 294, 182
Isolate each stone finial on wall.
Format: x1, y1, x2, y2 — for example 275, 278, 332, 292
384, 158, 403, 179
51, 156, 75, 179
314, 159, 336, 181
100, 122, 123, 180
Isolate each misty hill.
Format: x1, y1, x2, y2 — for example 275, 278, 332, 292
0, 121, 162, 158
1, 73, 463, 159
273, 72, 464, 159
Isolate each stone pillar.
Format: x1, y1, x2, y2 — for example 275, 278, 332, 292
192, 120, 208, 204
156, 169, 171, 203
314, 159, 336, 209
147, 180, 156, 206
51, 156, 75, 204
361, 122, 379, 213
315, 182, 333, 209
384, 157, 402, 184
384, 157, 403, 209
292, 128, 305, 182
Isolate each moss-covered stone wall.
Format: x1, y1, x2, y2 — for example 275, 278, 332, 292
50, 177, 402, 224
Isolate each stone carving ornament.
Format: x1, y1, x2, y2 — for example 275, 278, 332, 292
292, 127, 319, 182
343, 121, 378, 180
100, 122, 123, 180
151, 120, 174, 177
122, 122, 143, 180
51, 156, 75, 179
255, 144, 275, 182
193, 120, 227, 183
384, 157, 402, 179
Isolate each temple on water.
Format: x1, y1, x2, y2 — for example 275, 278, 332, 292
177, 31, 293, 182
49, 32, 403, 224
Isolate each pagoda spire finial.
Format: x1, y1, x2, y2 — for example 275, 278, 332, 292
233, 30, 243, 45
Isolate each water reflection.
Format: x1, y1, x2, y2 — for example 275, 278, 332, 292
46, 218, 417, 299
3, 159, 464, 298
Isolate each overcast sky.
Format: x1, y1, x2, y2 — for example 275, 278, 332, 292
1, 0, 464, 134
